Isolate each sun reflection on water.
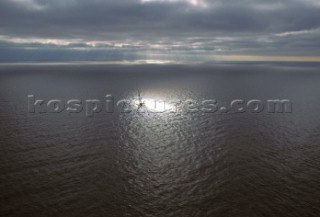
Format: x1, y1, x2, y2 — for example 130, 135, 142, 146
133, 98, 178, 113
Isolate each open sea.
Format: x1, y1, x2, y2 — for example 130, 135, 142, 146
0, 62, 320, 217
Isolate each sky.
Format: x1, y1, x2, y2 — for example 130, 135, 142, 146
1, 0, 320, 63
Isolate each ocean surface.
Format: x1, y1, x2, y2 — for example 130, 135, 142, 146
0, 62, 320, 217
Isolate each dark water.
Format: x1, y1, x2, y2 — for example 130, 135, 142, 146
1, 63, 320, 217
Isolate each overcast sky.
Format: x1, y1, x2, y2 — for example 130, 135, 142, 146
1, 0, 320, 62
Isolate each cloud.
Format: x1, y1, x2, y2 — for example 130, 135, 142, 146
0, 0, 320, 62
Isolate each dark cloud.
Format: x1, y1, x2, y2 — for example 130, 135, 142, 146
0, 0, 320, 62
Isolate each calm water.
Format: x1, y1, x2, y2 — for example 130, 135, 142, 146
0, 63, 320, 217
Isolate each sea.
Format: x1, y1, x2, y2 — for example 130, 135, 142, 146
0, 62, 320, 217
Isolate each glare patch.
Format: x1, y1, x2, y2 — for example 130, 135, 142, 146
0, 35, 73, 46
137, 59, 176, 64
141, 0, 208, 8
275, 28, 320, 37
86, 42, 96, 47
212, 55, 320, 62
134, 98, 177, 113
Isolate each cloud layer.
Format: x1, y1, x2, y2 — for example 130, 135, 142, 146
1, 0, 320, 62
